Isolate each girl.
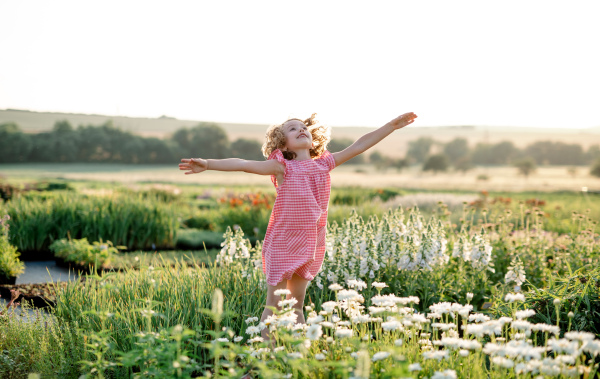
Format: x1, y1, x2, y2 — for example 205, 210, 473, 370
179, 111, 417, 346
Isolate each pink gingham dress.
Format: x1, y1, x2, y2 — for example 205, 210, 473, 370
261, 148, 336, 286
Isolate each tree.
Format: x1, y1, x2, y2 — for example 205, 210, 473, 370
513, 157, 537, 178
443, 138, 470, 161
585, 144, 600, 164
392, 157, 410, 172
172, 122, 230, 159
0, 122, 32, 162
230, 138, 264, 160
50, 120, 79, 162
472, 141, 518, 165
327, 138, 365, 164
524, 141, 585, 165
590, 158, 600, 178
369, 151, 384, 164
454, 156, 474, 173
407, 137, 435, 164
423, 154, 449, 173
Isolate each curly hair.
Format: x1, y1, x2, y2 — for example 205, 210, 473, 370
261, 113, 331, 160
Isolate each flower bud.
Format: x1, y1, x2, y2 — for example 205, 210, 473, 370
553, 298, 560, 306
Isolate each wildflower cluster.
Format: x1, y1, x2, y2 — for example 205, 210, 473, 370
216, 226, 253, 266
231, 282, 600, 378
451, 229, 495, 272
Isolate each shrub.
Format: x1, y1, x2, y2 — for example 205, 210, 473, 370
0, 214, 24, 280
423, 154, 449, 173
513, 157, 537, 177
49, 238, 123, 268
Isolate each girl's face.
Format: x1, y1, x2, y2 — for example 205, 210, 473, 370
282, 120, 313, 151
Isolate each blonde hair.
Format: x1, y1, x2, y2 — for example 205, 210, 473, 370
261, 113, 331, 160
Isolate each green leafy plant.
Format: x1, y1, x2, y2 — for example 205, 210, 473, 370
49, 237, 124, 268
0, 214, 24, 279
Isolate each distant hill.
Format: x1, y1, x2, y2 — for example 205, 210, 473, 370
2, 108, 599, 158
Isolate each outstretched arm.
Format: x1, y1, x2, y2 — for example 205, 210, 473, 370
331, 112, 417, 166
179, 157, 284, 176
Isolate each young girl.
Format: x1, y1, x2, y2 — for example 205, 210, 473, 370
179, 111, 417, 345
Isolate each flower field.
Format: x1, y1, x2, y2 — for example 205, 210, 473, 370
1, 192, 598, 378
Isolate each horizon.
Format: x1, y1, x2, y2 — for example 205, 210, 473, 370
2, 107, 598, 131
1, 1, 599, 129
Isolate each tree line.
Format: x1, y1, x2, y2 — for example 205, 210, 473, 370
369, 137, 600, 174
1, 120, 598, 169
0, 119, 370, 165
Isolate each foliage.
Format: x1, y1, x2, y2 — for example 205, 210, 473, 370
513, 157, 537, 178
591, 158, 600, 178
327, 138, 365, 164
0, 192, 179, 252
1, 192, 600, 377
175, 229, 226, 250
49, 238, 123, 268
472, 140, 519, 165
454, 156, 474, 173
406, 137, 435, 164
492, 265, 600, 338
524, 140, 586, 165
171, 122, 230, 160
443, 137, 469, 161
423, 154, 449, 173
230, 138, 264, 160
0, 309, 84, 378
330, 187, 403, 206
0, 214, 24, 279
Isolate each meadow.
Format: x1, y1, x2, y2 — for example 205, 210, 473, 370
0, 171, 599, 378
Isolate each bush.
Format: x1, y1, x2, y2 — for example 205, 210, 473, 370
513, 157, 537, 177
49, 238, 122, 268
423, 154, 449, 173
0, 214, 24, 280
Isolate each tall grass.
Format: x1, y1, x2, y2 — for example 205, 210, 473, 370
51, 257, 266, 368
0, 306, 84, 378
0, 192, 179, 252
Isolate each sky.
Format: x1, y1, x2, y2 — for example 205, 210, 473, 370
1, 1, 599, 129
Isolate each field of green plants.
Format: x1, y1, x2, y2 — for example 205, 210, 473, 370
0, 180, 599, 378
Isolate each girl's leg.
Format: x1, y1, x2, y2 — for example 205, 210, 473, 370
286, 272, 310, 325
260, 278, 287, 344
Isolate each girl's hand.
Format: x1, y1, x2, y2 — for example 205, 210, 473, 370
179, 158, 208, 174
387, 112, 418, 130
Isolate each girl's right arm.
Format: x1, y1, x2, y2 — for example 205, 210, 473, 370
179, 158, 284, 176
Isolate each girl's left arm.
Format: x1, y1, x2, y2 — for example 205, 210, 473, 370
331, 112, 417, 166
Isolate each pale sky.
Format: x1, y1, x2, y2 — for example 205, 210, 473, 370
1, 1, 599, 129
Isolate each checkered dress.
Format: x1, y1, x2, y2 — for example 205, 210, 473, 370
261, 148, 336, 286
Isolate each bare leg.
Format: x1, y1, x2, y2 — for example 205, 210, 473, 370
286, 272, 311, 325
260, 277, 287, 347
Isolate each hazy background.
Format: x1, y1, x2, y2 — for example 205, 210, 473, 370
1, 0, 599, 129
1, 1, 600, 192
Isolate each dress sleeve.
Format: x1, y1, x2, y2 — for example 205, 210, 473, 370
315, 150, 336, 172
268, 148, 288, 188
